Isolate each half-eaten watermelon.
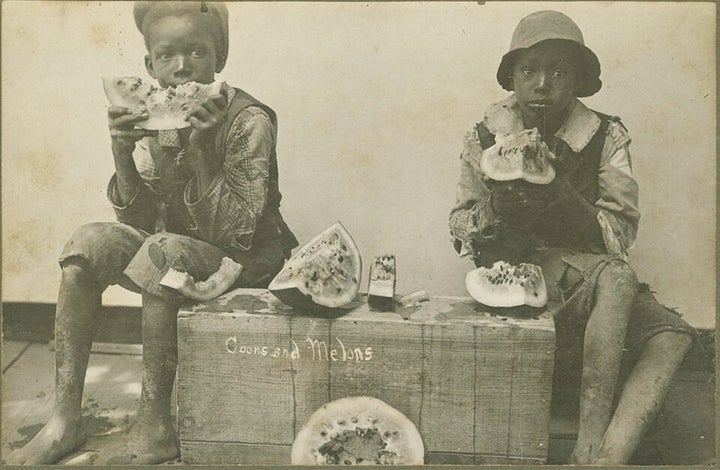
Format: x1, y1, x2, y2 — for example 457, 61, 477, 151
291, 396, 425, 465
480, 128, 556, 184
268, 222, 362, 310
102, 76, 223, 130
465, 260, 548, 308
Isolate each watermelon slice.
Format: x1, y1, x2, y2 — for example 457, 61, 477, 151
479, 128, 556, 184
465, 260, 548, 308
268, 222, 362, 310
291, 396, 425, 465
159, 257, 243, 301
102, 76, 223, 130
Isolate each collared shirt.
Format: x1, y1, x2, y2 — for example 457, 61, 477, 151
449, 94, 640, 259
107, 83, 276, 253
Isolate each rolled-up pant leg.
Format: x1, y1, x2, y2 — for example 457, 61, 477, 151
59, 222, 148, 292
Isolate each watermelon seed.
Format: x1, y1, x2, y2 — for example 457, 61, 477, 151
320, 431, 327, 437
338, 419, 346, 426
356, 458, 364, 463
344, 460, 352, 465
351, 417, 358, 423
341, 244, 347, 251
338, 255, 344, 263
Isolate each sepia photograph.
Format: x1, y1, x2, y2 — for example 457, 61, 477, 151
1, 1, 715, 466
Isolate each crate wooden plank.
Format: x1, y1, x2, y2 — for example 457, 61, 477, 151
506, 327, 555, 459
474, 324, 514, 456
329, 308, 424, 426
180, 441, 290, 465
287, 315, 331, 437
420, 323, 475, 455
177, 312, 295, 445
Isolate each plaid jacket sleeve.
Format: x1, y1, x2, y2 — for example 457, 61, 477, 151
449, 130, 503, 257
184, 106, 274, 252
107, 166, 158, 234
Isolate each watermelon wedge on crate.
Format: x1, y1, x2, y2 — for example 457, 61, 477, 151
268, 222, 362, 310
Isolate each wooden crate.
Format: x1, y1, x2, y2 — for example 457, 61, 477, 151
176, 288, 555, 465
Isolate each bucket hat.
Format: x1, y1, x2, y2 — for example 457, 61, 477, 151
496, 10, 601, 98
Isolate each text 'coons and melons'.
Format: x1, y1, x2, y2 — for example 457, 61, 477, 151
224, 336, 374, 362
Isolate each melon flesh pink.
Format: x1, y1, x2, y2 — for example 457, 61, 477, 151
479, 128, 556, 184
268, 222, 362, 310
291, 396, 425, 465
465, 260, 548, 308
102, 76, 223, 130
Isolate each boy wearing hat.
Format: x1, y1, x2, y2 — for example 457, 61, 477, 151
8, 2, 297, 465
449, 11, 696, 464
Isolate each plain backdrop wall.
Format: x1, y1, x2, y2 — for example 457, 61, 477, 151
2, 2, 716, 329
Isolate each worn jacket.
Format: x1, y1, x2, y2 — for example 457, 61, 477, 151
108, 83, 298, 262
449, 95, 639, 263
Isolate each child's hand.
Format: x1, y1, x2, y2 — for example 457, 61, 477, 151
188, 94, 228, 147
107, 107, 156, 152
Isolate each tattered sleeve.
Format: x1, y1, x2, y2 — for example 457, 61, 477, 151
184, 106, 274, 252
449, 131, 503, 257
595, 120, 640, 256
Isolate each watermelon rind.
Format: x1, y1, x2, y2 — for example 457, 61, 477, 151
291, 396, 425, 465
268, 222, 362, 310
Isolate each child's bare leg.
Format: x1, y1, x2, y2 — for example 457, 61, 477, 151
6, 263, 101, 465
570, 261, 638, 464
592, 331, 692, 464
96, 291, 180, 465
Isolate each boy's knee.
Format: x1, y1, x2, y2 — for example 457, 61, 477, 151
66, 222, 113, 249
597, 260, 638, 295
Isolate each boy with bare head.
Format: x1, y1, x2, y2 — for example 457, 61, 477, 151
8, 2, 296, 465
450, 11, 696, 464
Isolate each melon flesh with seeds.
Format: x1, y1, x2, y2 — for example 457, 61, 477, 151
465, 260, 548, 308
102, 76, 223, 130
291, 396, 425, 465
268, 222, 362, 310
480, 128, 556, 184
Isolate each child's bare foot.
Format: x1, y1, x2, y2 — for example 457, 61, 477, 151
6, 414, 86, 465
94, 415, 179, 465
